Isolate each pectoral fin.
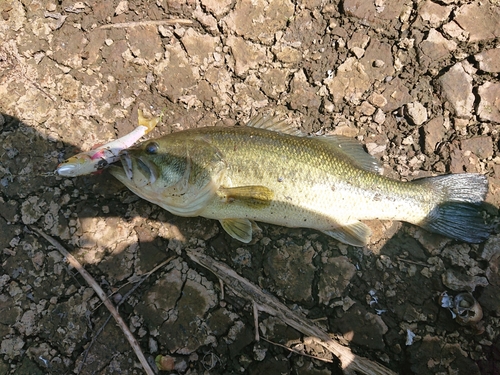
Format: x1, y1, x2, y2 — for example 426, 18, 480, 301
219, 185, 274, 208
322, 221, 371, 247
220, 218, 253, 243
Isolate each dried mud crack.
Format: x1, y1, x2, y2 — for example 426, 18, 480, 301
1, 1, 500, 375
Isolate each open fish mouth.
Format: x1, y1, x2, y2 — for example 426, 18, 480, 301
119, 150, 158, 185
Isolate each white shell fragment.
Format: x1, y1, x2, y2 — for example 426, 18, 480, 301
439, 291, 483, 331
405, 329, 416, 346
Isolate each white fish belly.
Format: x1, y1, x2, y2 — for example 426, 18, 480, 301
201, 178, 432, 231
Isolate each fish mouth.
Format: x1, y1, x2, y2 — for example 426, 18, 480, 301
118, 150, 158, 185
120, 151, 134, 180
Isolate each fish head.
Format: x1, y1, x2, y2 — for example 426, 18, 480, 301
110, 137, 212, 216
110, 132, 228, 216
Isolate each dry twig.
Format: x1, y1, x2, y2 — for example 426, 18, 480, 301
187, 249, 397, 375
77, 256, 175, 374
99, 19, 193, 29
31, 226, 155, 375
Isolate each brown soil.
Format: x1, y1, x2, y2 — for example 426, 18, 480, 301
1, 1, 500, 374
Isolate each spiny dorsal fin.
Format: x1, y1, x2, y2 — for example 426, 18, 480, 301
315, 135, 383, 174
246, 114, 303, 136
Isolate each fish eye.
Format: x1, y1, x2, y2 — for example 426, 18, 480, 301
145, 142, 159, 155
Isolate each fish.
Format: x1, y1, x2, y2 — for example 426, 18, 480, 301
56, 109, 162, 177
110, 115, 493, 246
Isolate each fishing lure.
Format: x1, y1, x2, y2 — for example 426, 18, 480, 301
56, 109, 162, 177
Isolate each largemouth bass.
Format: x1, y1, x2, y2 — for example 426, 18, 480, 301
110, 115, 492, 246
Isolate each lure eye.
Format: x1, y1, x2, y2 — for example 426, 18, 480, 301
145, 142, 159, 155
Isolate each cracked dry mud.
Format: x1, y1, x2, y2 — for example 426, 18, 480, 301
1, 1, 500, 374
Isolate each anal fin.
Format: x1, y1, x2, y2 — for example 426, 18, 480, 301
220, 218, 253, 243
322, 221, 371, 247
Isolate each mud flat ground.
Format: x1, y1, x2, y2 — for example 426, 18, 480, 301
1, 0, 500, 374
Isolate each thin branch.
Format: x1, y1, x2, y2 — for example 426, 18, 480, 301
99, 19, 193, 29
31, 226, 155, 375
77, 256, 175, 374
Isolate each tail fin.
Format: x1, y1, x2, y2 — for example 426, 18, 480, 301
417, 174, 493, 243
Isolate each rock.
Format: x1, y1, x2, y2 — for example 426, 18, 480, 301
181, 28, 219, 65
368, 92, 387, 108
441, 244, 477, 269
360, 39, 394, 82
343, 0, 405, 25
16, 310, 37, 336
405, 102, 428, 125
160, 277, 217, 354
114, 1, 128, 15
260, 68, 289, 99
317, 256, 356, 305
418, 28, 457, 70
437, 62, 474, 118
273, 45, 302, 64
336, 304, 388, 351
154, 43, 199, 102
461, 136, 494, 159
51, 24, 85, 69
359, 101, 375, 116
481, 235, 500, 262
441, 21, 468, 41
373, 108, 386, 124
422, 116, 445, 154
201, 0, 232, 17
226, 36, 266, 77
380, 77, 411, 111
222, 0, 294, 45
21, 196, 45, 224
477, 82, 500, 123
486, 176, 500, 209
38, 295, 91, 355
347, 30, 370, 50
478, 234, 500, 315
478, 284, 500, 317
475, 48, 500, 73
324, 57, 371, 105
442, 269, 488, 292
289, 69, 321, 109
454, 2, 500, 42
348, 31, 369, 58
127, 25, 163, 61
449, 139, 481, 173
409, 335, 481, 375
419, 1, 452, 27
193, 7, 218, 32
0, 336, 24, 359
264, 243, 316, 303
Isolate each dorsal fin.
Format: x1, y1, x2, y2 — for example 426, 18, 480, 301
246, 114, 303, 136
315, 135, 383, 174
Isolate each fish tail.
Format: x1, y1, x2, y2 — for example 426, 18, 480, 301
417, 173, 493, 243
